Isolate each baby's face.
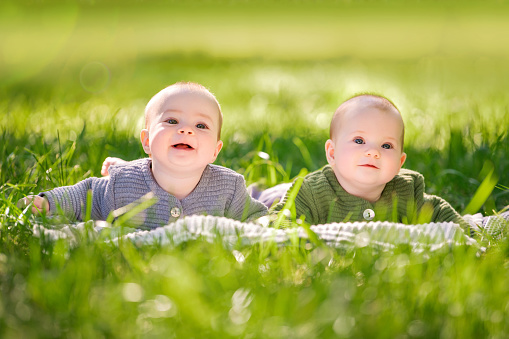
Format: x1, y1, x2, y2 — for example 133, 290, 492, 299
141, 88, 223, 174
326, 104, 406, 196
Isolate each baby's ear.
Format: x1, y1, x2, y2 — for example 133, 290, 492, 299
211, 140, 223, 162
325, 139, 335, 165
399, 152, 407, 167
140, 129, 151, 155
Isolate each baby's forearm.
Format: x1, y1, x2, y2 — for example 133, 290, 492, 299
40, 177, 111, 222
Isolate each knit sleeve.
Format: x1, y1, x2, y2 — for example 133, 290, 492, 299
424, 194, 471, 234
270, 177, 318, 225
40, 177, 110, 221
412, 172, 425, 209
293, 178, 319, 224
225, 175, 268, 222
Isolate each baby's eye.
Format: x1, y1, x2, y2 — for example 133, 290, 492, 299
381, 143, 393, 149
196, 123, 208, 129
354, 138, 364, 144
166, 118, 178, 125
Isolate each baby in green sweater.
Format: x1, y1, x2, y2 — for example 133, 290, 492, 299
273, 94, 470, 231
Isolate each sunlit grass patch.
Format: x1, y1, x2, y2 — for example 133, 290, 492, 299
2, 2, 509, 335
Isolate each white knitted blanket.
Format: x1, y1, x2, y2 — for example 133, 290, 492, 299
118, 215, 478, 251
33, 215, 482, 252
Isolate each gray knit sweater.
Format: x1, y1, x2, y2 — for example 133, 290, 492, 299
40, 158, 268, 229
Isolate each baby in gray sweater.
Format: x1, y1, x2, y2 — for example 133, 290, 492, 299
19, 82, 268, 229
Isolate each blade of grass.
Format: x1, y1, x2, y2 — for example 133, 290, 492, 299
462, 162, 499, 215
272, 168, 308, 229
108, 192, 158, 226
84, 189, 93, 222
57, 130, 65, 186
292, 136, 313, 171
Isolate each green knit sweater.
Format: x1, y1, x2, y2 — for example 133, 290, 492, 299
273, 165, 469, 232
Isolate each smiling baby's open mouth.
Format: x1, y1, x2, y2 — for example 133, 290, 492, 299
172, 143, 194, 149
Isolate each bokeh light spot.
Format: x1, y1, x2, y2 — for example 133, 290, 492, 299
80, 62, 111, 93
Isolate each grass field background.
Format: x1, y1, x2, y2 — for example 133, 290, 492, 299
1, 1, 509, 338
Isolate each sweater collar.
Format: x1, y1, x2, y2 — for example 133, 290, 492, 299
322, 165, 398, 208
322, 165, 373, 208
142, 159, 212, 203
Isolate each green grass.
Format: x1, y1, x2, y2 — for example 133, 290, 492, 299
2, 1, 509, 337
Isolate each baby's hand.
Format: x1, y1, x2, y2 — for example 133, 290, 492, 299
101, 157, 127, 176
17, 195, 50, 214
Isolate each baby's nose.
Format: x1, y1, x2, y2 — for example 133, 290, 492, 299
178, 127, 195, 135
365, 148, 380, 159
